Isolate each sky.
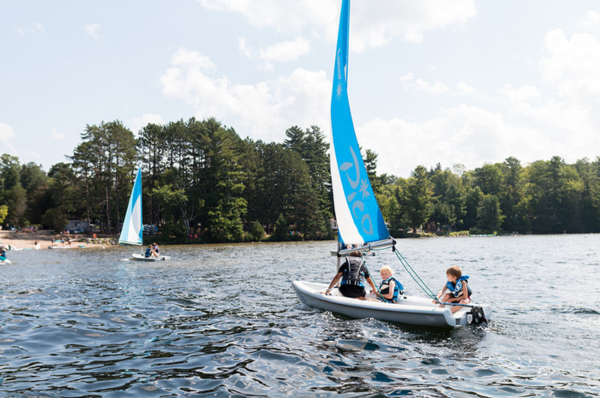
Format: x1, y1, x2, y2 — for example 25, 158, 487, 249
2, 0, 600, 178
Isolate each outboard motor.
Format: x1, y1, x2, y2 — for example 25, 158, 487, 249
468, 306, 488, 325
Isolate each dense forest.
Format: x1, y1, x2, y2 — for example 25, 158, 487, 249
2, 117, 599, 242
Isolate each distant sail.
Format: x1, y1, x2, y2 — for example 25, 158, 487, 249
330, 0, 389, 246
119, 167, 143, 246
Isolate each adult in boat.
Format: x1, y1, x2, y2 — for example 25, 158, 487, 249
152, 243, 160, 255
323, 251, 377, 300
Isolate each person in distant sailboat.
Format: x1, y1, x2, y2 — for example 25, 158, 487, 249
433, 265, 472, 313
323, 251, 377, 300
145, 244, 158, 258
152, 243, 160, 255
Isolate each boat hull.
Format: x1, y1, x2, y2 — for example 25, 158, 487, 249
131, 253, 171, 261
292, 281, 491, 328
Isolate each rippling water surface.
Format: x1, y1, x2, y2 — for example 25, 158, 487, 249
1, 234, 599, 397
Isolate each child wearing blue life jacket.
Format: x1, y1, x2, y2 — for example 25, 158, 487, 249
434, 265, 472, 313
377, 266, 404, 303
145, 244, 157, 258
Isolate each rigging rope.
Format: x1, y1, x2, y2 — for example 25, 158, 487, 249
392, 246, 439, 301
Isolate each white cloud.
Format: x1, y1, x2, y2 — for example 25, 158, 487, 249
576, 10, 600, 33
49, 128, 66, 141
130, 113, 167, 134
159, 48, 330, 141
399, 73, 448, 95
197, 0, 477, 51
540, 29, 600, 99
238, 36, 252, 58
501, 84, 540, 110
197, 0, 337, 33
259, 37, 311, 62
350, 0, 476, 50
457, 81, 490, 101
0, 122, 17, 154
16, 22, 44, 36
357, 106, 548, 177
84, 23, 101, 39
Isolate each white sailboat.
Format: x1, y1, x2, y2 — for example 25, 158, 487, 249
119, 167, 170, 261
292, 0, 491, 328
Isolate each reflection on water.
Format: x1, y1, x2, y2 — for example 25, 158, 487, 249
1, 236, 599, 396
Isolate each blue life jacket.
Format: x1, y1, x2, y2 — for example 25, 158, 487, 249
379, 276, 403, 302
446, 275, 472, 298
145, 248, 151, 258
340, 258, 365, 288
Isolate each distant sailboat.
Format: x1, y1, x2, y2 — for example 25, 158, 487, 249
292, 0, 491, 327
119, 167, 170, 261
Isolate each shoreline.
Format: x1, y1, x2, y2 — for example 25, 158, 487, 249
0, 230, 110, 250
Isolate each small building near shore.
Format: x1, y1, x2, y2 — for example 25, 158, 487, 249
66, 219, 88, 233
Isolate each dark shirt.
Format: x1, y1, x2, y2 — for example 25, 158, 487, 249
337, 260, 370, 279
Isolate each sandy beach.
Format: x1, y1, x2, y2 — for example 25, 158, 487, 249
0, 230, 111, 250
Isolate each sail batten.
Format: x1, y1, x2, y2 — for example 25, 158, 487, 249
330, 0, 389, 246
119, 167, 143, 246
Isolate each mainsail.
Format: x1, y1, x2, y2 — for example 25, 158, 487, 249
330, 0, 389, 247
118, 167, 143, 246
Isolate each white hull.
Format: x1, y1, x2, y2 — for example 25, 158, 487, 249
292, 281, 491, 328
131, 253, 171, 262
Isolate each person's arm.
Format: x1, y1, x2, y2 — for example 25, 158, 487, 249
366, 276, 377, 294
433, 285, 448, 303
324, 272, 343, 294
382, 280, 395, 300
458, 281, 469, 302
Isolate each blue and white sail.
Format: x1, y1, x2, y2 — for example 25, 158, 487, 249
119, 167, 143, 246
330, 0, 390, 247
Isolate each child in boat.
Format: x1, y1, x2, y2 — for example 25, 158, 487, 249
145, 244, 157, 258
377, 266, 404, 303
152, 243, 160, 255
323, 251, 377, 300
434, 265, 472, 313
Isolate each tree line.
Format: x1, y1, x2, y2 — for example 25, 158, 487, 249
1, 117, 599, 242
376, 156, 600, 236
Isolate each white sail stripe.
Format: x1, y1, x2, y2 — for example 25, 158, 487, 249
127, 196, 142, 244
330, 133, 363, 245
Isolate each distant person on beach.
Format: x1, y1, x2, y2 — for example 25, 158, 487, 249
377, 266, 404, 303
34, 240, 40, 250
323, 251, 377, 300
433, 265, 472, 314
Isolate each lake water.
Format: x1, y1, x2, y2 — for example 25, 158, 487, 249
1, 234, 599, 397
